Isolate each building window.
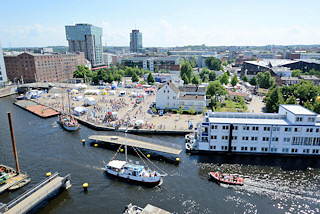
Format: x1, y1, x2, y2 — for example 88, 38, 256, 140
270, 148, 277, 152
285, 127, 292, 132
283, 137, 290, 142
210, 146, 216, 150
251, 136, 258, 141
291, 148, 298, 153
243, 126, 249, 131
296, 117, 302, 122
232, 126, 238, 130
306, 128, 313, 133
211, 135, 217, 140
232, 146, 237, 151
272, 137, 279, 142
221, 146, 228, 150
252, 126, 259, 131
222, 136, 228, 140
308, 117, 315, 122
263, 127, 270, 131
312, 149, 319, 154
222, 125, 229, 130
294, 128, 302, 132
303, 149, 310, 154
241, 147, 248, 151
282, 148, 289, 153
273, 127, 280, 131
261, 147, 268, 152
250, 147, 257, 151
316, 128, 319, 133
232, 136, 237, 140
262, 137, 269, 141
242, 136, 249, 141
211, 125, 218, 130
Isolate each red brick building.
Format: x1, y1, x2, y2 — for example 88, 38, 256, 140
4, 52, 86, 83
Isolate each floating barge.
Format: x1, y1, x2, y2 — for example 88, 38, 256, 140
89, 134, 182, 156
14, 100, 60, 118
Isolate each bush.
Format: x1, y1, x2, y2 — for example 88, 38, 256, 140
171, 109, 178, 114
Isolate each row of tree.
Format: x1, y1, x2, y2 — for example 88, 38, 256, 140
241, 71, 275, 89
265, 80, 320, 113
73, 64, 155, 84
292, 69, 320, 78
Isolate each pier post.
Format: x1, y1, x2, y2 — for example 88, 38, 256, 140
7, 112, 20, 173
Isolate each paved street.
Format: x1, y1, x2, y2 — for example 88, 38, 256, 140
247, 95, 265, 113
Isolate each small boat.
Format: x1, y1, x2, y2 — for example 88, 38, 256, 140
104, 132, 165, 186
59, 114, 79, 131
8, 177, 31, 191
209, 172, 244, 186
0, 171, 10, 185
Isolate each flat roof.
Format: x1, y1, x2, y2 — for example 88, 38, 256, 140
280, 104, 317, 116
208, 117, 291, 125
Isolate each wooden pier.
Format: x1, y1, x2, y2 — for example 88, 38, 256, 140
14, 100, 60, 118
88, 134, 182, 155
0, 172, 71, 214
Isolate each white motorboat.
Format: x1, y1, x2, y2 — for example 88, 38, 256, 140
104, 131, 165, 186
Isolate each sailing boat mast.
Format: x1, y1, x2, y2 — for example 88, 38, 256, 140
125, 129, 128, 163
61, 88, 64, 114
68, 91, 71, 115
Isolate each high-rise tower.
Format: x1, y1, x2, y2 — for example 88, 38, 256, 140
65, 23, 103, 65
130, 29, 143, 53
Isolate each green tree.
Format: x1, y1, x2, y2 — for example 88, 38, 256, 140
181, 61, 193, 80
304, 100, 314, 111
189, 106, 196, 114
206, 81, 229, 102
147, 73, 155, 84
209, 71, 217, 81
199, 68, 210, 82
292, 69, 302, 77
285, 96, 297, 104
313, 99, 320, 114
256, 71, 276, 89
205, 57, 222, 71
220, 73, 229, 85
249, 76, 257, 85
265, 87, 284, 113
241, 75, 248, 82
181, 73, 189, 85
226, 70, 231, 76
191, 76, 200, 85
106, 73, 114, 83
222, 61, 228, 67
73, 65, 92, 78
131, 72, 139, 82
125, 67, 134, 77
167, 51, 172, 56
188, 57, 197, 68
231, 75, 238, 86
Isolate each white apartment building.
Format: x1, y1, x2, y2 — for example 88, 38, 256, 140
156, 82, 207, 112
189, 104, 320, 156
0, 43, 7, 86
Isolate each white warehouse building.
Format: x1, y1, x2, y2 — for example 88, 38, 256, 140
0, 43, 7, 87
187, 104, 320, 156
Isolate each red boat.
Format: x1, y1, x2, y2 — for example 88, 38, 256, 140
209, 172, 244, 186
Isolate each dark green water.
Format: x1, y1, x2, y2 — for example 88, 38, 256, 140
0, 95, 319, 213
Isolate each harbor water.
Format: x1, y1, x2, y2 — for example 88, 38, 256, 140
0, 95, 320, 213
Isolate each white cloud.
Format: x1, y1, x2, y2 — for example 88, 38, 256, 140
1, 21, 320, 48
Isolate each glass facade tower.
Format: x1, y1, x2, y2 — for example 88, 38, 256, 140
130, 29, 143, 53
65, 23, 103, 66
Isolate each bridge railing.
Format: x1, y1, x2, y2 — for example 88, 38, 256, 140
7, 172, 59, 209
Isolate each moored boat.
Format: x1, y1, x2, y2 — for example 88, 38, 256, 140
0, 171, 9, 185
8, 177, 31, 191
209, 171, 244, 186
59, 114, 79, 131
104, 132, 165, 186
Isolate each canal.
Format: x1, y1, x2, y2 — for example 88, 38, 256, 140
0, 95, 319, 213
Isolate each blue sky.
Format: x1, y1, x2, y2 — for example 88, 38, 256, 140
1, 0, 320, 47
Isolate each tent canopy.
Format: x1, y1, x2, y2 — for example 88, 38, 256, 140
74, 106, 88, 116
